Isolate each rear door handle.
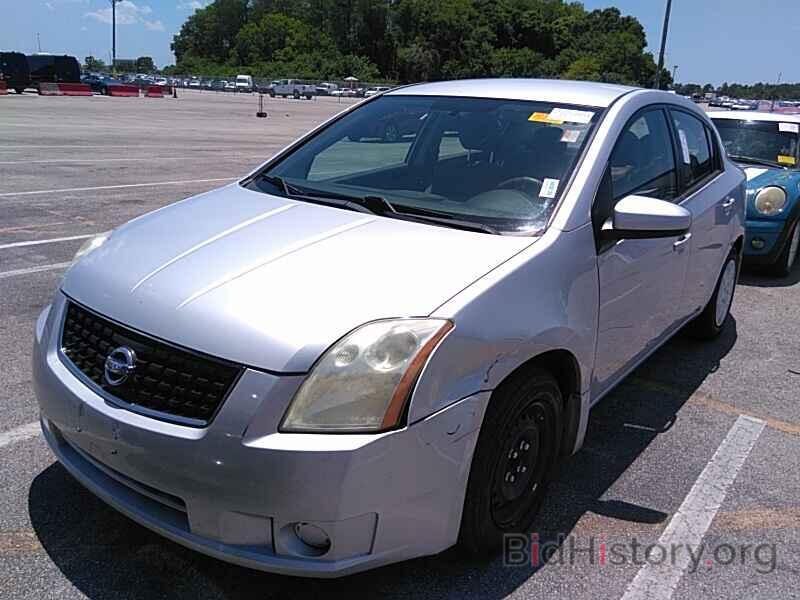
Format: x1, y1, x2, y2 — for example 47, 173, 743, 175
673, 233, 692, 251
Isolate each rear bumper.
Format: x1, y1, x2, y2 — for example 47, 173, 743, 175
34, 294, 489, 577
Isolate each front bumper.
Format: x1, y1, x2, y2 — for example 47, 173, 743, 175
34, 294, 489, 577
742, 218, 786, 264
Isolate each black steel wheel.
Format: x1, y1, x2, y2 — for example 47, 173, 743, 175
459, 367, 563, 555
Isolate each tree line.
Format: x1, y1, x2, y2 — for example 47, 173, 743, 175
167, 0, 673, 85
675, 82, 800, 101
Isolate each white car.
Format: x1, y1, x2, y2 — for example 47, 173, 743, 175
235, 74, 253, 93
34, 79, 745, 578
364, 86, 392, 97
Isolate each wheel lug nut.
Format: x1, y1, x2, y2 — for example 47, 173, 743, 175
516, 465, 523, 473
510, 475, 516, 483
512, 451, 518, 459
505, 472, 513, 482
521, 441, 530, 451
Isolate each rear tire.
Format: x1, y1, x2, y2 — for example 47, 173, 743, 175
687, 250, 739, 340
768, 221, 800, 277
459, 368, 562, 556
15, 88, 25, 95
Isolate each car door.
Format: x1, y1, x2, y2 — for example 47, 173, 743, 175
668, 109, 737, 317
592, 107, 691, 398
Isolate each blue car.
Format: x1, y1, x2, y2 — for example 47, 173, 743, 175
710, 111, 800, 276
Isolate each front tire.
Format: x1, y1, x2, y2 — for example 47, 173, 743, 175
459, 368, 563, 556
687, 250, 739, 340
768, 221, 800, 277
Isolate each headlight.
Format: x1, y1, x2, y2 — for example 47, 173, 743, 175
281, 319, 453, 433
754, 186, 787, 216
71, 231, 112, 265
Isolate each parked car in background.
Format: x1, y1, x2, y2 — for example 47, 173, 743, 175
269, 78, 315, 99
224, 80, 236, 92
26, 54, 80, 88
364, 86, 391, 97
235, 74, 253, 93
35, 79, 744, 578
0, 51, 30, 94
188, 78, 201, 89
315, 82, 338, 95
80, 74, 123, 95
154, 77, 168, 87
710, 111, 800, 275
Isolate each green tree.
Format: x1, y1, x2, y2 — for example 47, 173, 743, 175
84, 56, 107, 72
135, 56, 156, 73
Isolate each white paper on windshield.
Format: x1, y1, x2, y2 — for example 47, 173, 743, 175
548, 108, 593, 124
561, 129, 581, 143
540, 178, 560, 198
779, 122, 799, 134
678, 129, 691, 164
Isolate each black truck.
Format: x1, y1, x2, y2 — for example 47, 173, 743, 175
26, 54, 81, 88
0, 52, 31, 94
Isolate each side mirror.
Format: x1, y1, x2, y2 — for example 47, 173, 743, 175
602, 195, 692, 240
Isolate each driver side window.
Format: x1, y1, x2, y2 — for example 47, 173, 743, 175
610, 109, 678, 202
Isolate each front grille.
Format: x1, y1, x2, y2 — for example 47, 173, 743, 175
60, 300, 242, 427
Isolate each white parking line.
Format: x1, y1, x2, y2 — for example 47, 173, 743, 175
0, 422, 41, 449
0, 234, 95, 250
619, 415, 766, 600
0, 262, 71, 280
0, 177, 236, 198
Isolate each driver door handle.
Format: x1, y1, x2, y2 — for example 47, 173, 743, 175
673, 233, 692, 251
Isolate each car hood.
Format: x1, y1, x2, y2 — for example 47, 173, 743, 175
741, 166, 800, 220
62, 184, 533, 372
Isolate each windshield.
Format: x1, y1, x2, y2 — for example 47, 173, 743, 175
712, 118, 799, 168
248, 95, 600, 235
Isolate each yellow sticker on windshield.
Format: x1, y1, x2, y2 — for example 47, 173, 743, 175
529, 112, 563, 125
778, 155, 797, 165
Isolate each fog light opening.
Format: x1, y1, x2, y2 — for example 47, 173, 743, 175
282, 522, 332, 557
751, 237, 766, 250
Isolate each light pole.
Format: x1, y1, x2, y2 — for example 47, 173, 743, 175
111, 0, 121, 73
672, 65, 679, 85
654, 0, 673, 89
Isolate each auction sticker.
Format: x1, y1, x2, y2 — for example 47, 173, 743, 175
529, 112, 563, 124
779, 122, 799, 134
548, 108, 594, 124
540, 178, 560, 198
561, 129, 581, 143
778, 154, 797, 165
678, 129, 691, 164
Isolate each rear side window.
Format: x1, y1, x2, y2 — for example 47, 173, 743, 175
670, 110, 714, 189
609, 109, 678, 201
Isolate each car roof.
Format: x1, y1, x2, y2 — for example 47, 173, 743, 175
387, 78, 639, 108
707, 110, 800, 124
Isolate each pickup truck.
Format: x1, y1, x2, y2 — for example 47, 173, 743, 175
268, 79, 315, 99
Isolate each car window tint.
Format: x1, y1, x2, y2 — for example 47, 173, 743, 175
670, 110, 714, 188
610, 109, 678, 201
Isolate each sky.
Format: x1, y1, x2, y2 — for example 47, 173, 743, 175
1, 0, 798, 85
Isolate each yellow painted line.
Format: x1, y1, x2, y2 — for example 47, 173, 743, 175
630, 377, 800, 437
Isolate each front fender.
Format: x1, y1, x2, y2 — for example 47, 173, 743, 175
407, 223, 599, 424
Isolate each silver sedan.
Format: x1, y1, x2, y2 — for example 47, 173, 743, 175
33, 79, 745, 577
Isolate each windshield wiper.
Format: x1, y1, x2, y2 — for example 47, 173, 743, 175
728, 155, 784, 169
257, 175, 381, 214
257, 177, 499, 234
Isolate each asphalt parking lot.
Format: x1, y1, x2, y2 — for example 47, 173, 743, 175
1, 90, 799, 599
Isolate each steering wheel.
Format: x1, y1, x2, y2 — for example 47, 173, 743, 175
497, 176, 543, 200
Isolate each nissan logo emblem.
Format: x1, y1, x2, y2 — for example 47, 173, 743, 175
104, 346, 137, 386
